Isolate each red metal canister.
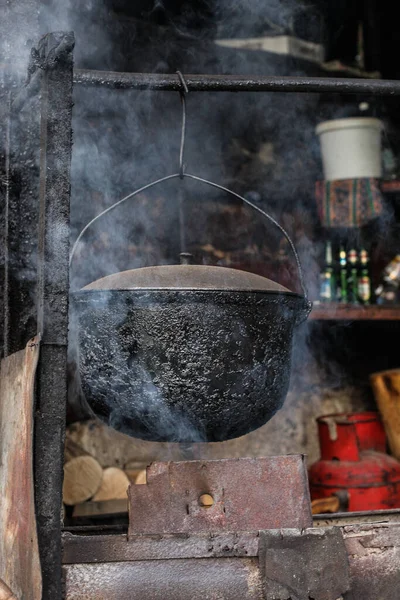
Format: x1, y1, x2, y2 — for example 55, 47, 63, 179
309, 412, 400, 512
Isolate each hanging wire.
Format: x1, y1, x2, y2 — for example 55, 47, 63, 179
176, 71, 189, 252
69, 71, 308, 299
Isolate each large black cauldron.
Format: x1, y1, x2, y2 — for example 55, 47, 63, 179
71, 264, 311, 442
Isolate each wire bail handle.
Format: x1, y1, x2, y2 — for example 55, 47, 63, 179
69, 71, 309, 300
176, 71, 188, 179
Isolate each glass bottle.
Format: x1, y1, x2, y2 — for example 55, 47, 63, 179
339, 246, 348, 303
347, 248, 359, 304
320, 241, 336, 303
358, 249, 372, 305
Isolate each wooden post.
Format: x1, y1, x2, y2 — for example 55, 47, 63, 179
32, 32, 75, 600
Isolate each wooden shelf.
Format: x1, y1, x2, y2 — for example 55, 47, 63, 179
310, 304, 400, 321
382, 180, 400, 194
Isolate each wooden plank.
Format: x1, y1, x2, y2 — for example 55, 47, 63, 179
382, 180, 400, 194
310, 303, 400, 321
0, 336, 41, 600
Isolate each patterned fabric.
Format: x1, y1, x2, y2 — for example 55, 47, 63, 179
315, 178, 384, 228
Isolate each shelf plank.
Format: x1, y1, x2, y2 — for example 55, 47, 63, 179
382, 180, 400, 194
310, 304, 400, 321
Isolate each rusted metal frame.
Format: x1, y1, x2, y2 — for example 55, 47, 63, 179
74, 69, 400, 95
314, 507, 400, 527
63, 558, 263, 600
61, 505, 400, 538
128, 457, 312, 536
62, 528, 350, 599
259, 527, 350, 600
62, 531, 260, 564
14, 69, 400, 114
33, 32, 74, 600
63, 524, 400, 599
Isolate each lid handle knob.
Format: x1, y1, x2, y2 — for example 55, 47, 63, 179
179, 252, 195, 265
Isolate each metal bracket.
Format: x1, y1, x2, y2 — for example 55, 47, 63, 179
259, 527, 350, 600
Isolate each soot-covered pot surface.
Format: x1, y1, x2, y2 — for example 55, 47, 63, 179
71, 264, 311, 442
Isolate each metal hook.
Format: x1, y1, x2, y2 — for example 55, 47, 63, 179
176, 71, 188, 179
176, 70, 189, 95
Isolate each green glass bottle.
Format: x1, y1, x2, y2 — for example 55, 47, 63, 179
347, 248, 359, 304
320, 241, 335, 303
339, 246, 348, 303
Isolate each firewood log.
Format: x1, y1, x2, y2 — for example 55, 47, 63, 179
125, 461, 149, 483
63, 439, 103, 506
134, 469, 147, 485
311, 496, 340, 515
125, 468, 142, 483
92, 467, 130, 501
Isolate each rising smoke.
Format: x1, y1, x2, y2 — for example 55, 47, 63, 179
46, 0, 325, 447
5, 0, 374, 453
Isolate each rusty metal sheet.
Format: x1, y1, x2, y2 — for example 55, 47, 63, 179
259, 527, 350, 600
343, 523, 400, 600
0, 336, 42, 600
128, 456, 312, 536
62, 531, 259, 564
63, 522, 400, 599
63, 558, 263, 600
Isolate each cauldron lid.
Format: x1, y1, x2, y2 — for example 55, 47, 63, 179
83, 264, 291, 292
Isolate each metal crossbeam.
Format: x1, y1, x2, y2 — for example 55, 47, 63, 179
74, 69, 400, 95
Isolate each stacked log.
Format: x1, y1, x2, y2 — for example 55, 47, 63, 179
92, 468, 130, 502
63, 439, 103, 506
63, 421, 150, 518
